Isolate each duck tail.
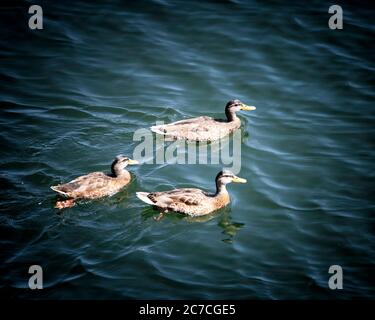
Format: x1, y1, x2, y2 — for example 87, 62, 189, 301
136, 192, 155, 205
150, 125, 166, 135
50, 185, 69, 196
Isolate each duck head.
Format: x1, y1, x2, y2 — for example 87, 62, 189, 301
111, 155, 139, 176
215, 169, 247, 194
225, 99, 256, 121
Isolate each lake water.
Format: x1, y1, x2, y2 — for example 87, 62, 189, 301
0, 0, 374, 299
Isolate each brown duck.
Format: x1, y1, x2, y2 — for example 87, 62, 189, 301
150, 99, 256, 141
136, 170, 247, 219
51, 155, 138, 209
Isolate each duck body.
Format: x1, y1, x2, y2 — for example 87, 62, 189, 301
51, 171, 131, 200
51, 155, 138, 208
150, 100, 255, 142
136, 170, 246, 217
151, 116, 241, 142
137, 188, 230, 217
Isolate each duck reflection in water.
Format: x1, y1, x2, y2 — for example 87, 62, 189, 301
141, 207, 244, 243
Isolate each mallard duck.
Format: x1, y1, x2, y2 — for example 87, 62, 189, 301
51, 155, 138, 209
136, 169, 246, 218
150, 99, 255, 141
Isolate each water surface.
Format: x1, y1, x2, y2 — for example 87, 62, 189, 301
0, 0, 374, 299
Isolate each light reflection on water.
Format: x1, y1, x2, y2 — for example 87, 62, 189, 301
0, 1, 374, 299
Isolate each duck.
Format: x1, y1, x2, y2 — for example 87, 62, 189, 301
51, 155, 138, 209
136, 169, 247, 219
150, 99, 256, 141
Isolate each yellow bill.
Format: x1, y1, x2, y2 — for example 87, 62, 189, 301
127, 159, 139, 165
232, 176, 247, 183
240, 104, 256, 111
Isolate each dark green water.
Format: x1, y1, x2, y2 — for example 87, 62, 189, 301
1, 0, 374, 299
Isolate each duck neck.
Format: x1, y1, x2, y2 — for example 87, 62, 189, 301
225, 109, 239, 122
215, 181, 228, 196
111, 165, 129, 178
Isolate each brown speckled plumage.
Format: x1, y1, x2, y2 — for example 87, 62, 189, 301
51, 171, 131, 199
136, 170, 246, 217
150, 100, 255, 141
51, 155, 138, 208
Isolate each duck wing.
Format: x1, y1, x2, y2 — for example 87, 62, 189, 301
151, 116, 221, 141
140, 188, 211, 213
51, 172, 111, 198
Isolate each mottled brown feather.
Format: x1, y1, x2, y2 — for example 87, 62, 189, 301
52, 171, 131, 199
144, 188, 230, 217
152, 116, 241, 141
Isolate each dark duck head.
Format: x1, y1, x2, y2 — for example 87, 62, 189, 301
111, 155, 139, 177
225, 99, 256, 122
215, 169, 247, 194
